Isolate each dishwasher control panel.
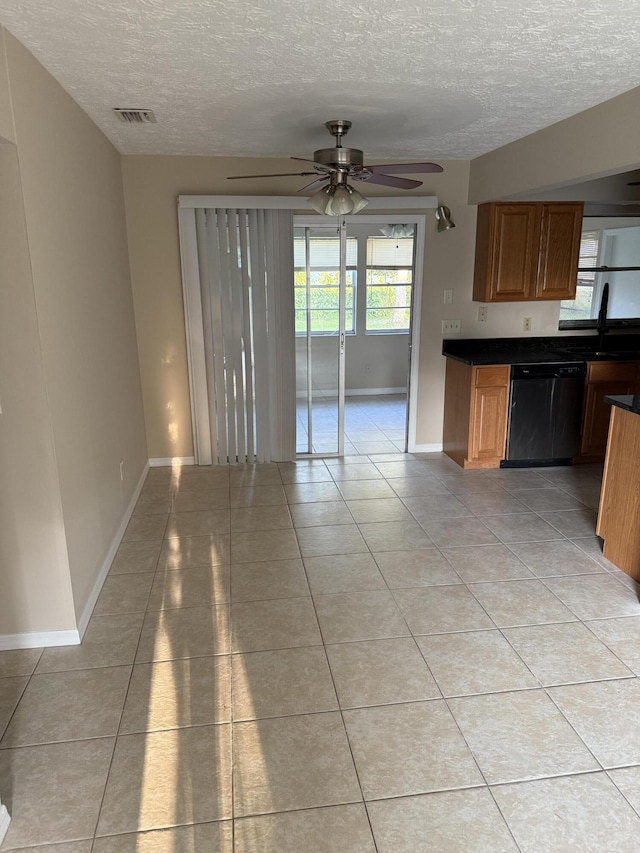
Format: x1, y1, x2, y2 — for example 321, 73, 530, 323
511, 362, 586, 381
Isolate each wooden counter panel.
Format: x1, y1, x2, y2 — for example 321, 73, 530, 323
597, 405, 640, 580
443, 358, 472, 468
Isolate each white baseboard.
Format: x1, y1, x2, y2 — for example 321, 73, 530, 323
0, 629, 80, 651
0, 803, 10, 846
409, 442, 444, 453
0, 463, 150, 652
149, 456, 195, 467
76, 461, 150, 639
346, 387, 407, 396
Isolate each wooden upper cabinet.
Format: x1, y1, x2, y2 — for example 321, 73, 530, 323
474, 204, 539, 302
536, 204, 583, 299
473, 201, 583, 303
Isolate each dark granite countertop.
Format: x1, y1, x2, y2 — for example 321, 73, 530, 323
605, 395, 640, 415
443, 335, 640, 366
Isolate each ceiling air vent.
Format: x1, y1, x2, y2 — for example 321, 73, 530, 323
113, 108, 156, 124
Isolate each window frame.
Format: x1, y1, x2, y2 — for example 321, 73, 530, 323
364, 235, 415, 335
294, 236, 358, 336
559, 222, 640, 330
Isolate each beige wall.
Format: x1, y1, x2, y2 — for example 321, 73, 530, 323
0, 141, 75, 635
295, 336, 410, 396
1, 29, 147, 632
469, 86, 640, 204
0, 30, 15, 143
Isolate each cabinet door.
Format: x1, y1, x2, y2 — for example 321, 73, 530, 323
580, 377, 637, 458
470, 384, 509, 460
474, 204, 539, 302
536, 203, 583, 300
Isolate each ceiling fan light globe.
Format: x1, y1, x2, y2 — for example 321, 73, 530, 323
307, 187, 332, 214
327, 185, 353, 215
307, 176, 369, 216
380, 223, 413, 238
348, 187, 369, 213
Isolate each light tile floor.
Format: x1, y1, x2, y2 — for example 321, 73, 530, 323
296, 394, 407, 455
3, 454, 640, 851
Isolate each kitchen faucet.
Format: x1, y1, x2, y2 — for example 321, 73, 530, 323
596, 281, 610, 352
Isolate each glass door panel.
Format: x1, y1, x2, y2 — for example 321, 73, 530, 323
294, 223, 347, 456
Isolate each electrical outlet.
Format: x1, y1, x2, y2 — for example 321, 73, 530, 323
119, 460, 124, 481
523, 317, 532, 332
443, 289, 453, 305
478, 306, 488, 322
442, 319, 461, 334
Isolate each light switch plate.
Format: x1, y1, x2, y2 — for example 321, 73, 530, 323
442, 319, 461, 334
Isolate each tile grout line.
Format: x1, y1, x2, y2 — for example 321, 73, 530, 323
89, 520, 165, 848
292, 507, 382, 852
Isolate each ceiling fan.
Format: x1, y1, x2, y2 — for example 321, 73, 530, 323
227, 119, 443, 215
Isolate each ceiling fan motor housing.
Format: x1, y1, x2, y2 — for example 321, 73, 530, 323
313, 146, 365, 169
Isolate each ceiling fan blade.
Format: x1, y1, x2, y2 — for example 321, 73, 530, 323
298, 177, 330, 192
291, 157, 337, 172
367, 163, 443, 175
227, 172, 320, 180
361, 173, 423, 190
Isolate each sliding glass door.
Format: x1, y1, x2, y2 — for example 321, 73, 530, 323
294, 222, 351, 456
293, 215, 424, 459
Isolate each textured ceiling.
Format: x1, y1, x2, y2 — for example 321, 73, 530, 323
1, 0, 640, 160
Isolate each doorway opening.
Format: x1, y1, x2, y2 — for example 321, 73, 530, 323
294, 215, 425, 458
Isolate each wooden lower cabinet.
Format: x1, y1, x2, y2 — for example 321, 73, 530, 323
576, 362, 640, 462
443, 360, 510, 469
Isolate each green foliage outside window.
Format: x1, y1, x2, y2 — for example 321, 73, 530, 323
293, 233, 414, 334
366, 268, 412, 332
294, 270, 355, 333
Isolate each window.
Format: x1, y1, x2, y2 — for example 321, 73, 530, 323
559, 230, 600, 321
365, 236, 414, 332
559, 222, 640, 328
294, 236, 357, 334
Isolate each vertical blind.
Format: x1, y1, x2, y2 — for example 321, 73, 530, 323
194, 207, 296, 464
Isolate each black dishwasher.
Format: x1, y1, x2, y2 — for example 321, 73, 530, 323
502, 362, 586, 467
